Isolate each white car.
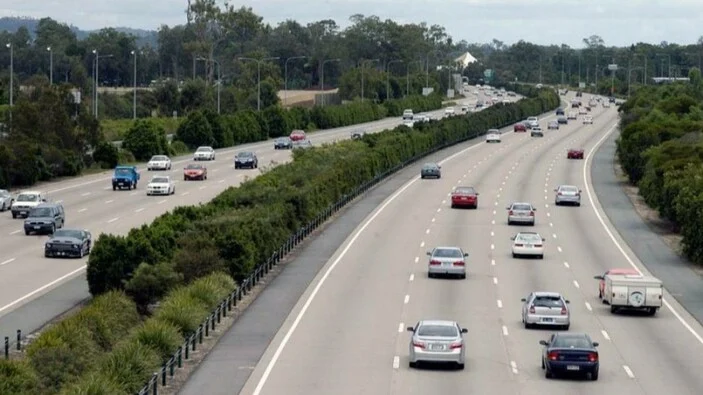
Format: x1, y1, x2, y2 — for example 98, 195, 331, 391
147, 155, 172, 171
603, 102, 611, 108
10, 191, 46, 218
583, 115, 593, 124
403, 120, 415, 128
444, 107, 455, 116
511, 232, 545, 259
193, 146, 216, 161
485, 129, 501, 143
567, 111, 577, 120
146, 176, 176, 196
502, 99, 510, 104
460, 105, 469, 112
402, 109, 414, 120
579, 107, 588, 115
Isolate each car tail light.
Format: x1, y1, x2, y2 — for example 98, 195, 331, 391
429, 260, 441, 266
560, 306, 568, 315
557, 192, 563, 195
588, 352, 598, 362
548, 351, 559, 361
508, 210, 514, 215
412, 341, 425, 349
529, 306, 535, 314
453, 261, 465, 266
529, 211, 535, 216
658, 294, 662, 299
449, 342, 462, 349
514, 243, 524, 247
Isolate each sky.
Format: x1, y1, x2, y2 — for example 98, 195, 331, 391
1, 0, 703, 47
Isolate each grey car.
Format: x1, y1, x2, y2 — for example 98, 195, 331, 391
554, 185, 582, 206
547, 120, 559, 130
292, 139, 313, 149
427, 246, 468, 279
557, 116, 568, 125
45, 228, 92, 258
507, 202, 536, 225
273, 137, 292, 149
407, 320, 467, 369
420, 163, 441, 179
522, 292, 571, 329
0, 189, 13, 211
530, 126, 544, 137
23, 203, 65, 235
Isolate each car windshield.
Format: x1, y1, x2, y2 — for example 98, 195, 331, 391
423, 163, 438, 170
533, 295, 564, 308
237, 152, 253, 158
0, 190, 9, 197
512, 203, 532, 211
152, 177, 169, 183
517, 233, 542, 243
29, 207, 51, 217
53, 229, 82, 239
196, 147, 210, 152
17, 194, 38, 202
115, 168, 131, 175
552, 335, 592, 349
549, 121, 557, 125
151, 156, 168, 161
488, 129, 499, 134
433, 248, 463, 258
527, 117, 537, 121
417, 324, 458, 337
455, 187, 475, 195
560, 186, 578, 193
185, 164, 203, 170
277, 138, 289, 142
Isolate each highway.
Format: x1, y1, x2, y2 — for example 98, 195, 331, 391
237, 93, 703, 395
0, 93, 495, 327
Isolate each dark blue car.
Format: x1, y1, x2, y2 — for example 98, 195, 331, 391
540, 333, 599, 380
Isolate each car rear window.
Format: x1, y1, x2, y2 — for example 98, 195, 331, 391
517, 233, 541, 243
152, 177, 168, 183
433, 248, 463, 258
423, 163, 438, 169
417, 325, 458, 337
455, 187, 475, 194
561, 186, 578, 192
512, 204, 532, 211
533, 296, 564, 308
552, 336, 592, 348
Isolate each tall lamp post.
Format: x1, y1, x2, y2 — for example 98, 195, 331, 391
47, 46, 53, 85
406, 60, 423, 96
320, 58, 340, 107
425, 50, 443, 88
385, 59, 403, 101
92, 50, 113, 118
284, 56, 307, 106
360, 58, 380, 102
197, 57, 221, 114
5, 43, 12, 109
130, 50, 138, 119
238, 56, 280, 111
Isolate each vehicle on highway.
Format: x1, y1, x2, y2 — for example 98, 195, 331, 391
530, 126, 544, 137
112, 166, 140, 191
609, 96, 616, 103
146, 176, 176, 196
450, 186, 479, 209
554, 185, 582, 206
147, 155, 172, 171
583, 115, 593, 124
557, 116, 568, 125
555, 108, 565, 115
350, 130, 365, 140
571, 100, 580, 108
10, 191, 46, 218
183, 163, 207, 181
594, 268, 639, 299
420, 163, 441, 179
485, 129, 501, 143
475, 101, 484, 108
24, 203, 65, 235
407, 320, 467, 369
594, 273, 663, 315
589, 100, 597, 107
567, 111, 577, 120
444, 107, 455, 116
502, 99, 510, 104
526, 116, 539, 128
414, 115, 429, 123
576, 91, 583, 97
540, 333, 599, 380
289, 129, 306, 141
584, 104, 591, 112
402, 109, 414, 120
579, 107, 588, 115
507, 91, 516, 97
0, 189, 14, 211
521, 292, 571, 329
427, 246, 468, 279
511, 231, 545, 259
292, 139, 313, 149
234, 151, 259, 169
507, 202, 536, 225
460, 104, 469, 112
273, 137, 293, 149
44, 228, 92, 258
402, 120, 415, 128
567, 148, 584, 159
603, 101, 611, 108
193, 146, 216, 161
547, 120, 559, 130
514, 123, 527, 132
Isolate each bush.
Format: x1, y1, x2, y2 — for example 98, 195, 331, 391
59, 372, 125, 395
125, 262, 183, 314
92, 141, 119, 169
121, 119, 170, 161
0, 359, 41, 395
153, 287, 210, 335
129, 319, 182, 361
97, 341, 161, 394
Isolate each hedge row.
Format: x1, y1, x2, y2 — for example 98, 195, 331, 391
615, 73, 703, 263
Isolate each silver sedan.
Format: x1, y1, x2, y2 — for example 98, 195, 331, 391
427, 247, 468, 279
407, 320, 467, 369
507, 202, 536, 225
554, 185, 582, 206
521, 292, 571, 330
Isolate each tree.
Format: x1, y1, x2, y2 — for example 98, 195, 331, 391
175, 111, 214, 148
122, 119, 169, 161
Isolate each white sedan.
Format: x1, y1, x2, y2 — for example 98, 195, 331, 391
511, 232, 545, 259
583, 115, 593, 124
194, 146, 216, 161
403, 120, 415, 128
444, 107, 455, 116
147, 155, 172, 171
485, 129, 501, 143
146, 176, 176, 196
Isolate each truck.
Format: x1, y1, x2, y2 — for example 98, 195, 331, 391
112, 165, 140, 190
594, 273, 663, 316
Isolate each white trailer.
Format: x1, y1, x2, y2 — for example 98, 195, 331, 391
596, 274, 663, 316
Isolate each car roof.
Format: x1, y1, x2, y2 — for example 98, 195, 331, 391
608, 268, 639, 274
553, 332, 590, 341
533, 291, 562, 298
418, 320, 458, 327
151, 175, 170, 179
34, 202, 60, 208
19, 190, 41, 194
511, 202, 532, 206
558, 184, 578, 188
433, 246, 462, 251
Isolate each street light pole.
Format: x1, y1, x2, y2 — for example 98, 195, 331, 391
131, 50, 137, 119
284, 56, 307, 106
360, 58, 379, 102
406, 60, 422, 96
320, 58, 340, 107
385, 59, 403, 101
92, 50, 113, 118
6, 43, 12, 108
239, 56, 280, 111
198, 57, 221, 114
539, 55, 542, 84
47, 46, 53, 85
578, 51, 582, 85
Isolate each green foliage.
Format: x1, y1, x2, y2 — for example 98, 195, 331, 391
0, 359, 41, 395
175, 111, 215, 149
128, 319, 182, 361
59, 372, 125, 395
121, 119, 170, 161
97, 341, 161, 394
92, 141, 120, 169
125, 262, 183, 314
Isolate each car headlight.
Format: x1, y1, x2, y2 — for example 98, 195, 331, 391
45, 243, 52, 248
73, 244, 79, 248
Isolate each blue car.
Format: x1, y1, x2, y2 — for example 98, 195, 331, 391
540, 333, 599, 380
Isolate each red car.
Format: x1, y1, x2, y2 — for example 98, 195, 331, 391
289, 129, 306, 141
183, 163, 207, 180
514, 123, 527, 132
451, 186, 479, 209
567, 149, 584, 159
595, 268, 639, 299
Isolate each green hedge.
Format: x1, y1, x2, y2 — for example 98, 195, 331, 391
615, 79, 703, 264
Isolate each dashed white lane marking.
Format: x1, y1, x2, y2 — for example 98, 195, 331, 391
497, 299, 503, 308
544, 195, 547, 200
502, 181, 506, 185
510, 361, 518, 374
493, 277, 498, 285
414, 256, 419, 263
585, 302, 593, 311
623, 365, 635, 378
55, 200, 63, 204
0, 258, 16, 266
441, 200, 446, 204
78, 208, 87, 213
398, 323, 404, 332
601, 330, 611, 340
502, 325, 509, 336
107, 217, 119, 223
212, 168, 220, 172
557, 246, 562, 252
199, 186, 207, 190
494, 201, 498, 206
490, 244, 495, 250
491, 259, 496, 266
490, 231, 495, 237
549, 222, 554, 227
105, 200, 114, 204
491, 220, 495, 225
158, 199, 167, 205
492, 210, 496, 215
404, 294, 410, 304
545, 203, 550, 208
218, 179, 225, 183
431, 217, 435, 222
81, 192, 91, 196
563, 261, 569, 268
9, 230, 20, 235
181, 192, 190, 196
544, 189, 547, 193
425, 229, 430, 234
393, 356, 400, 369
135, 208, 144, 213
409, 274, 415, 282
552, 234, 557, 239
546, 212, 551, 217
499, 187, 502, 191
130, 192, 138, 196
420, 241, 425, 248
497, 194, 500, 198
573, 280, 580, 289
437, 208, 441, 213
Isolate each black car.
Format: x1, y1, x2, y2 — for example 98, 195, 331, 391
608, 96, 616, 103
351, 130, 365, 140
540, 333, 599, 380
557, 116, 568, 124
234, 151, 258, 169
555, 108, 565, 116
45, 229, 92, 258
576, 91, 583, 97
420, 163, 441, 179
274, 137, 292, 150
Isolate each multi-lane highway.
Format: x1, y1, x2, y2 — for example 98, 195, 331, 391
236, 93, 703, 394
0, 93, 500, 331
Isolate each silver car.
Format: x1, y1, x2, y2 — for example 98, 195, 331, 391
521, 292, 571, 330
407, 320, 467, 369
554, 185, 582, 206
507, 202, 536, 225
427, 246, 467, 279
0, 189, 13, 212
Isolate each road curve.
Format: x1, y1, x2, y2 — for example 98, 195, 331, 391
236, 93, 703, 395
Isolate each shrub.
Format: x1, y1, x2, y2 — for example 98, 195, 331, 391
175, 111, 214, 149
153, 287, 210, 335
97, 341, 161, 394
169, 140, 189, 156
172, 232, 227, 283
121, 119, 170, 161
129, 319, 182, 361
0, 359, 41, 395
124, 262, 183, 314
59, 372, 125, 395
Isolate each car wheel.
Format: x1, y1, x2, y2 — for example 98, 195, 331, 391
457, 363, 465, 370
590, 369, 599, 381
0, 202, 4, 211
610, 305, 618, 314
539, 255, 544, 259
576, 203, 581, 207
507, 220, 512, 225
184, 176, 187, 181
562, 324, 570, 330
541, 358, 545, 369
524, 321, 531, 329
450, 203, 455, 208
512, 253, 517, 258
460, 273, 466, 279
409, 362, 417, 368
50, 224, 56, 234
545, 369, 552, 379
24, 230, 30, 235
428, 272, 434, 279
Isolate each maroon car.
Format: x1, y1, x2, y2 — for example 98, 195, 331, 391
567, 149, 584, 159
514, 123, 527, 132
183, 163, 207, 180
451, 186, 479, 209
289, 129, 306, 141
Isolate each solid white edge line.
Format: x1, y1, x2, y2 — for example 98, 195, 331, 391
250, 132, 501, 394
0, 265, 86, 314
584, 122, 703, 345
0, 258, 16, 266
502, 325, 508, 336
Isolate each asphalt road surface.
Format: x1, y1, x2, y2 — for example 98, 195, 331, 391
0, 93, 501, 341
217, 93, 703, 395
